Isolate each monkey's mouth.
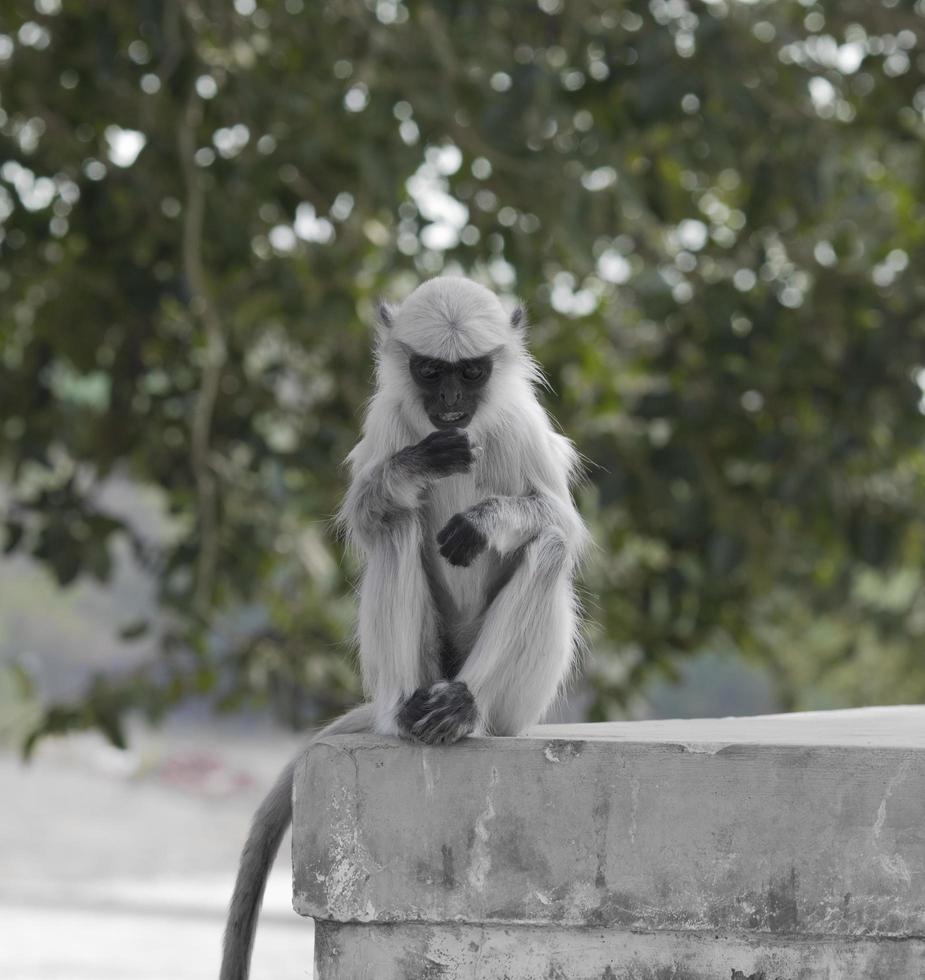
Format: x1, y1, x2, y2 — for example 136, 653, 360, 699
431, 411, 471, 428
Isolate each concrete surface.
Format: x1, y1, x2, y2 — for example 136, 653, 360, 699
312, 922, 925, 980
294, 706, 925, 979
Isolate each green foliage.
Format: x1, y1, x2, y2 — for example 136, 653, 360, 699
2, 0, 925, 746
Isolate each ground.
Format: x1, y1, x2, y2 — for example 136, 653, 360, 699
0, 718, 315, 980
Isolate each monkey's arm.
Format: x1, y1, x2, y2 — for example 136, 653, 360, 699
437, 492, 584, 567
343, 429, 473, 545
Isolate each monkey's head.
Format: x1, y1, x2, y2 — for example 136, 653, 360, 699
376, 277, 532, 435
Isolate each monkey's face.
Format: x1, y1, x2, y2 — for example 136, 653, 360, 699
408, 353, 494, 429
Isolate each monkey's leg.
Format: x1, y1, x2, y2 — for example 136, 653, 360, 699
358, 518, 443, 735
412, 528, 578, 742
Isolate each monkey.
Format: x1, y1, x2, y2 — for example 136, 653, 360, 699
220, 276, 590, 980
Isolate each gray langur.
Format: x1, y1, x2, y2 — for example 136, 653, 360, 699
220, 276, 590, 980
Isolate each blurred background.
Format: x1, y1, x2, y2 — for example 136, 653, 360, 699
2, 0, 925, 976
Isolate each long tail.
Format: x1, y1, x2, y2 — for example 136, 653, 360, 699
219, 704, 375, 980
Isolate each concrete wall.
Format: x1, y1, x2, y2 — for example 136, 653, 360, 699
292, 707, 925, 979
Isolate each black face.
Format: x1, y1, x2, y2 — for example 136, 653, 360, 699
409, 354, 493, 429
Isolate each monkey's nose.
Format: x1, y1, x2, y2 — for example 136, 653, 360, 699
441, 387, 461, 406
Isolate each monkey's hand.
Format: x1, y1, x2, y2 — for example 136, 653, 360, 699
397, 680, 478, 745
400, 428, 473, 479
436, 511, 487, 567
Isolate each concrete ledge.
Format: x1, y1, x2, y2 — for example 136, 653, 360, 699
292, 707, 925, 978
312, 923, 925, 980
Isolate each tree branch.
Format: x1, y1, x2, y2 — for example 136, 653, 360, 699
176, 10, 227, 618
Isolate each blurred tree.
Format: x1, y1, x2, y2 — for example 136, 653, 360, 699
2, 0, 925, 748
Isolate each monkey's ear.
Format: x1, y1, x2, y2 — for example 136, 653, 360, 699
510, 303, 527, 336
376, 300, 395, 330
374, 299, 396, 349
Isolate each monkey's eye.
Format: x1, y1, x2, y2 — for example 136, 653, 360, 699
412, 358, 442, 382
460, 362, 485, 382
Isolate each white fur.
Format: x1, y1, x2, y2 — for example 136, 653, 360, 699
339, 275, 590, 736
220, 276, 592, 980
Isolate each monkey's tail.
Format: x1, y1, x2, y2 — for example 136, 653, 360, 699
219, 703, 375, 980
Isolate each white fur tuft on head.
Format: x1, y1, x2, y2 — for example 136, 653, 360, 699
390, 277, 513, 361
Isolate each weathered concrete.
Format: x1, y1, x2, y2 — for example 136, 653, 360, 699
311, 923, 925, 980
292, 706, 925, 978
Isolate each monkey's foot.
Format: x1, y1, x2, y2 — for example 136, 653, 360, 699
397, 681, 478, 745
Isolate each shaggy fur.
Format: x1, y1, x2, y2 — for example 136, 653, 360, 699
219, 276, 589, 980
341, 276, 589, 737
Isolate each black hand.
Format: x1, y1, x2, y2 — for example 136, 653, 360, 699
401, 428, 473, 479
437, 512, 487, 567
